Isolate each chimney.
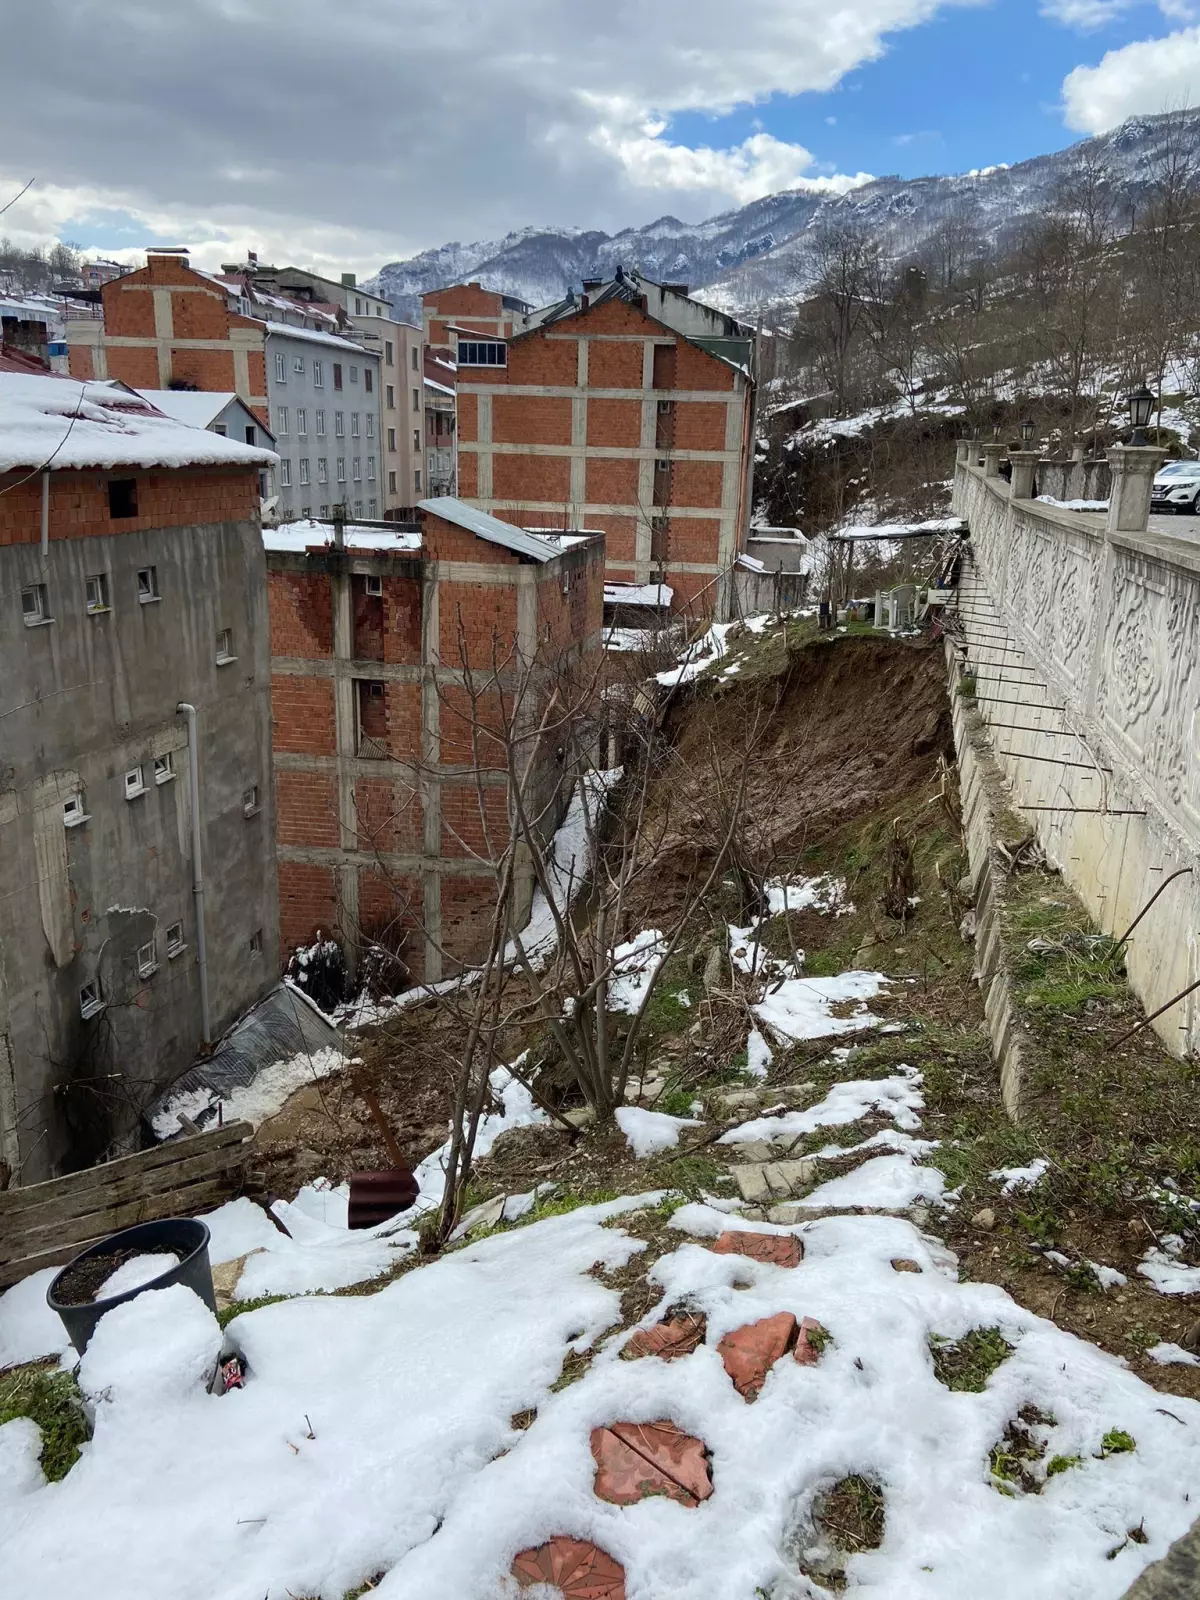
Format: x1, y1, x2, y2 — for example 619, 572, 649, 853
663, 282, 689, 296
341, 272, 356, 288
582, 278, 603, 293
468, 281, 482, 290
146, 246, 189, 273
248, 250, 258, 269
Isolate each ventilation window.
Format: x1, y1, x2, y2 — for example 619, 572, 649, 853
108, 478, 138, 519
655, 458, 671, 473
85, 573, 111, 614
364, 574, 382, 598
153, 753, 174, 785
216, 628, 235, 665
124, 765, 146, 799
242, 784, 260, 817
137, 566, 160, 603
63, 793, 88, 827
166, 922, 186, 957
249, 930, 263, 955
137, 939, 158, 979
21, 583, 51, 626
79, 979, 105, 1019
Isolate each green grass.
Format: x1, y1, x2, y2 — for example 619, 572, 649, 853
0, 1361, 90, 1481
216, 1293, 293, 1329
929, 1327, 1013, 1392
656, 1087, 698, 1118
1047, 1454, 1082, 1477
1100, 1428, 1136, 1457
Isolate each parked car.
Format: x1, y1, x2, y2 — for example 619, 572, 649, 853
1151, 459, 1200, 513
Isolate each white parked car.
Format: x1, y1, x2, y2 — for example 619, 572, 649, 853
1151, 459, 1200, 514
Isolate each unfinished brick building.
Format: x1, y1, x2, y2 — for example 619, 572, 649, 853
265, 499, 605, 983
422, 283, 530, 350
447, 271, 758, 616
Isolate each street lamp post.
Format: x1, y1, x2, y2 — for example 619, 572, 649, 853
1125, 385, 1155, 448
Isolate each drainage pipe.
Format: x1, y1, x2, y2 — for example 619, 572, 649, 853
176, 703, 211, 1043
40, 470, 49, 559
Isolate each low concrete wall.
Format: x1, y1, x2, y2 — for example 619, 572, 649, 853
951, 461, 1200, 1059
1035, 458, 1110, 504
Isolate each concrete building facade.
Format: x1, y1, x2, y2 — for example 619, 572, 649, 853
0, 375, 280, 1183
264, 499, 605, 984
265, 325, 381, 524
450, 271, 757, 616
424, 348, 456, 496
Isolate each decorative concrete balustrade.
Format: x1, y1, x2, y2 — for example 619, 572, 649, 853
951, 444, 1200, 1059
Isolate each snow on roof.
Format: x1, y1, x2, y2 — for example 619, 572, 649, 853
261, 321, 371, 355
263, 518, 422, 554
418, 497, 560, 563
0, 373, 276, 474
424, 376, 455, 397
604, 582, 673, 608
133, 389, 237, 430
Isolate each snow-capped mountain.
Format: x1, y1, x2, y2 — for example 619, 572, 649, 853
365, 112, 1200, 323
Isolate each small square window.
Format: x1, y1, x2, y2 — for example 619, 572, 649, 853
124, 765, 145, 799
153, 753, 174, 784
657, 399, 675, 415
137, 939, 157, 978
319, 503, 329, 517
216, 628, 235, 664
21, 583, 51, 626
242, 784, 260, 817
249, 929, 263, 955
293, 355, 305, 375
364, 574, 382, 597
85, 573, 110, 614
366, 680, 384, 698
137, 565, 160, 602
79, 979, 105, 1019
245, 425, 256, 446
166, 922, 186, 957
108, 478, 137, 518
63, 793, 88, 827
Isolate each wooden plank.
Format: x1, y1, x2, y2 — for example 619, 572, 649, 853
0, 1123, 252, 1214
0, 1177, 241, 1289
0, 1145, 251, 1263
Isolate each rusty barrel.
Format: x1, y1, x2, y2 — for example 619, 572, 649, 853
347, 1167, 419, 1229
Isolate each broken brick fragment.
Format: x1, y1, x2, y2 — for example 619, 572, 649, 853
793, 1317, 828, 1366
512, 1537, 627, 1599
708, 1230, 803, 1268
718, 1311, 798, 1400
591, 1419, 713, 1507
622, 1312, 707, 1361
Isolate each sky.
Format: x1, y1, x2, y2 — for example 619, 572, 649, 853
1, 0, 1199, 281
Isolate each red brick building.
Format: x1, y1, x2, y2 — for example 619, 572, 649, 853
447, 271, 758, 616
264, 498, 605, 983
422, 282, 529, 350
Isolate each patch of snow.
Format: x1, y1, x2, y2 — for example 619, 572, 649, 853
1036, 496, 1109, 513
674, 989, 692, 1008
763, 873, 853, 917
1089, 1262, 1128, 1290
794, 1152, 949, 1210
97, 1252, 180, 1301
720, 1068, 924, 1144
753, 970, 889, 1043
0, 1268, 72, 1368
746, 1026, 773, 1079
1139, 1236, 1200, 1296
1146, 1342, 1200, 1367
991, 1158, 1049, 1195
508, 769, 622, 971
150, 1044, 349, 1139
199, 1197, 290, 1265
0, 1417, 44, 1501
263, 519, 422, 554
615, 1106, 701, 1158
607, 929, 667, 1014
78, 1284, 221, 1410
656, 621, 737, 686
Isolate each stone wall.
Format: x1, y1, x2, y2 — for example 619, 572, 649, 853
951, 458, 1200, 1058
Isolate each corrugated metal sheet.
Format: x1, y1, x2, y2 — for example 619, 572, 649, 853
418, 496, 556, 563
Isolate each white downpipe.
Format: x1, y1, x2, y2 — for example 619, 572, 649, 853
176, 703, 211, 1043
40, 471, 49, 559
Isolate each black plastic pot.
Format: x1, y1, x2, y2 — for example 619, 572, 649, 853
47, 1217, 217, 1355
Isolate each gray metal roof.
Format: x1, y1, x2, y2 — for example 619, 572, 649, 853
418, 496, 557, 563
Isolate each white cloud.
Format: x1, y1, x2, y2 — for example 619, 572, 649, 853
1061, 26, 1200, 130
0, 0, 962, 273
1041, 0, 1135, 26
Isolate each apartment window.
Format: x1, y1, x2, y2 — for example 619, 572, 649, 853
249, 930, 263, 955
350, 365, 359, 384
412, 388, 419, 412
137, 939, 158, 979
166, 922, 186, 957
213, 423, 227, 436
457, 340, 506, 366
364, 574, 382, 597
293, 356, 304, 375
354, 499, 363, 515
337, 457, 346, 483
385, 342, 394, 366
351, 413, 360, 438
657, 399, 675, 416
315, 409, 326, 436
296, 408, 307, 436
319, 503, 329, 517
388, 470, 397, 493
154, 753, 174, 784
387, 427, 396, 451
368, 497, 377, 516
299, 458, 310, 485
313, 359, 324, 388
364, 368, 373, 394
412, 346, 419, 371
335, 411, 345, 437
414, 468, 422, 493
21, 583, 51, 626
63, 793, 88, 827
85, 573, 111, 615
317, 458, 328, 484
277, 405, 289, 436
108, 478, 137, 518
655, 458, 671, 473
333, 363, 343, 390
79, 979, 105, 1019
300, 505, 311, 518
124, 765, 146, 800
258, 469, 269, 499
275, 352, 286, 382
216, 628, 235, 665
367, 455, 375, 481
280, 459, 291, 487
355, 297, 364, 314
366, 414, 374, 439
242, 784, 260, 817
245, 425, 257, 446
413, 428, 420, 452
137, 566, 159, 603
353, 458, 362, 482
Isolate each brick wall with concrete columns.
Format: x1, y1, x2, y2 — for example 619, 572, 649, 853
266, 508, 605, 981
